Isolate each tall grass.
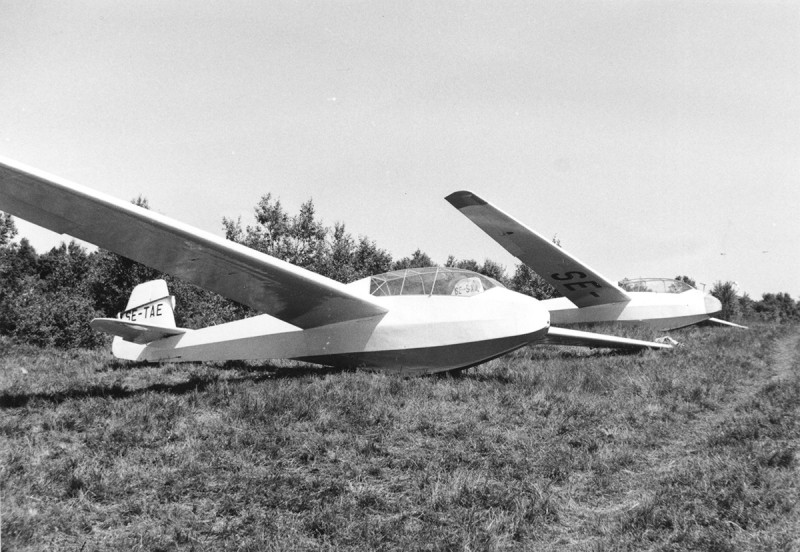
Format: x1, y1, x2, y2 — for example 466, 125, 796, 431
1, 324, 798, 550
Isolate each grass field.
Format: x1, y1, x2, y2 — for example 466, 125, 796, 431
1, 323, 799, 551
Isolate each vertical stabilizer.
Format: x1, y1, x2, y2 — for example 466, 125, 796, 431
90, 279, 186, 359
119, 279, 177, 328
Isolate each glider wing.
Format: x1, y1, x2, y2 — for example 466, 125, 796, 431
0, 157, 388, 329
706, 317, 749, 329
544, 326, 673, 350
446, 190, 630, 307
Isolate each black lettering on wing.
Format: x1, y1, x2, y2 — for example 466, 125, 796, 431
551, 271, 587, 281
563, 281, 602, 291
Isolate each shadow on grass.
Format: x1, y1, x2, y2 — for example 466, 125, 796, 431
523, 346, 656, 362
0, 361, 350, 409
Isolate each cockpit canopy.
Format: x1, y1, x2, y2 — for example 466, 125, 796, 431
619, 278, 695, 294
369, 267, 504, 297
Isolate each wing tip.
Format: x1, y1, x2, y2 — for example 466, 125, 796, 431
445, 190, 487, 209
707, 317, 749, 329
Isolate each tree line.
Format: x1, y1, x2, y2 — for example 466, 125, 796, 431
0, 196, 797, 349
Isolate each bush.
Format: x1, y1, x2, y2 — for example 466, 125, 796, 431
711, 281, 742, 322
13, 290, 106, 348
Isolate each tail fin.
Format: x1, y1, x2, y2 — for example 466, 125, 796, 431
90, 279, 188, 347
119, 279, 177, 328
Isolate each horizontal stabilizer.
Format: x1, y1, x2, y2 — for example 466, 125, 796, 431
706, 317, 749, 329
91, 317, 189, 344
544, 326, 673, 350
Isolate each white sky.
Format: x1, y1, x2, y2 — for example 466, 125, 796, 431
2, 1, 798, 298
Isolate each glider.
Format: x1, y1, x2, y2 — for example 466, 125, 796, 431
0, 157, 672, 375
446, 191, 747, 331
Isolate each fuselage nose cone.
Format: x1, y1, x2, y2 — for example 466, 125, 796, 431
705, 294, 722, 315
525, 294, 550, 328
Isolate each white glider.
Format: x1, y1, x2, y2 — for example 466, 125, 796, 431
0, 157, 672, 375
446, 191, 746, 331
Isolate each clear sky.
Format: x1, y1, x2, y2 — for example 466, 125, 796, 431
2, 1, 798, 298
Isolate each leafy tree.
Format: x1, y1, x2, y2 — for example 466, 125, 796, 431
323, 222, 358, 283
0, 214, 40, 335
1, 212, 17, 246
37, 241, 93, 294
13, 289, 105, 348
392, 249, 435, 270
754, 292, 799, 323
0, 227, 105, 348
224, 194, 328, 273
351, 236, 392, 279
241, 193, 290, 252
710, 281, 742, 322
738, 292, 755, 321
445, 256, 508, 285
290, 200, 328, 271
0, 237, 38, 297
675, 275, 697, 289
318, 223, 393, 283
9, 238, 38, 280
87, 248, 161, 316
509, 264, 558, 299
226, 195, 393, 284
165, 278, 249, 329
445, 255, 479, 273
479, 259, 507, 283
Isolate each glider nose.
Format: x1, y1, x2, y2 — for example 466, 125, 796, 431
704, 294, 722, 315
537, 300, 551, 329
524, 294, 551, 334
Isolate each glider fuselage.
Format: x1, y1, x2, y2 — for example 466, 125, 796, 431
113, 285, 550, 376
544, 287, 722, 330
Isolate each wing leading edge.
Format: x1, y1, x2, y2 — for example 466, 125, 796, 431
446, 191, 630, 308
0, 157, 387, 329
